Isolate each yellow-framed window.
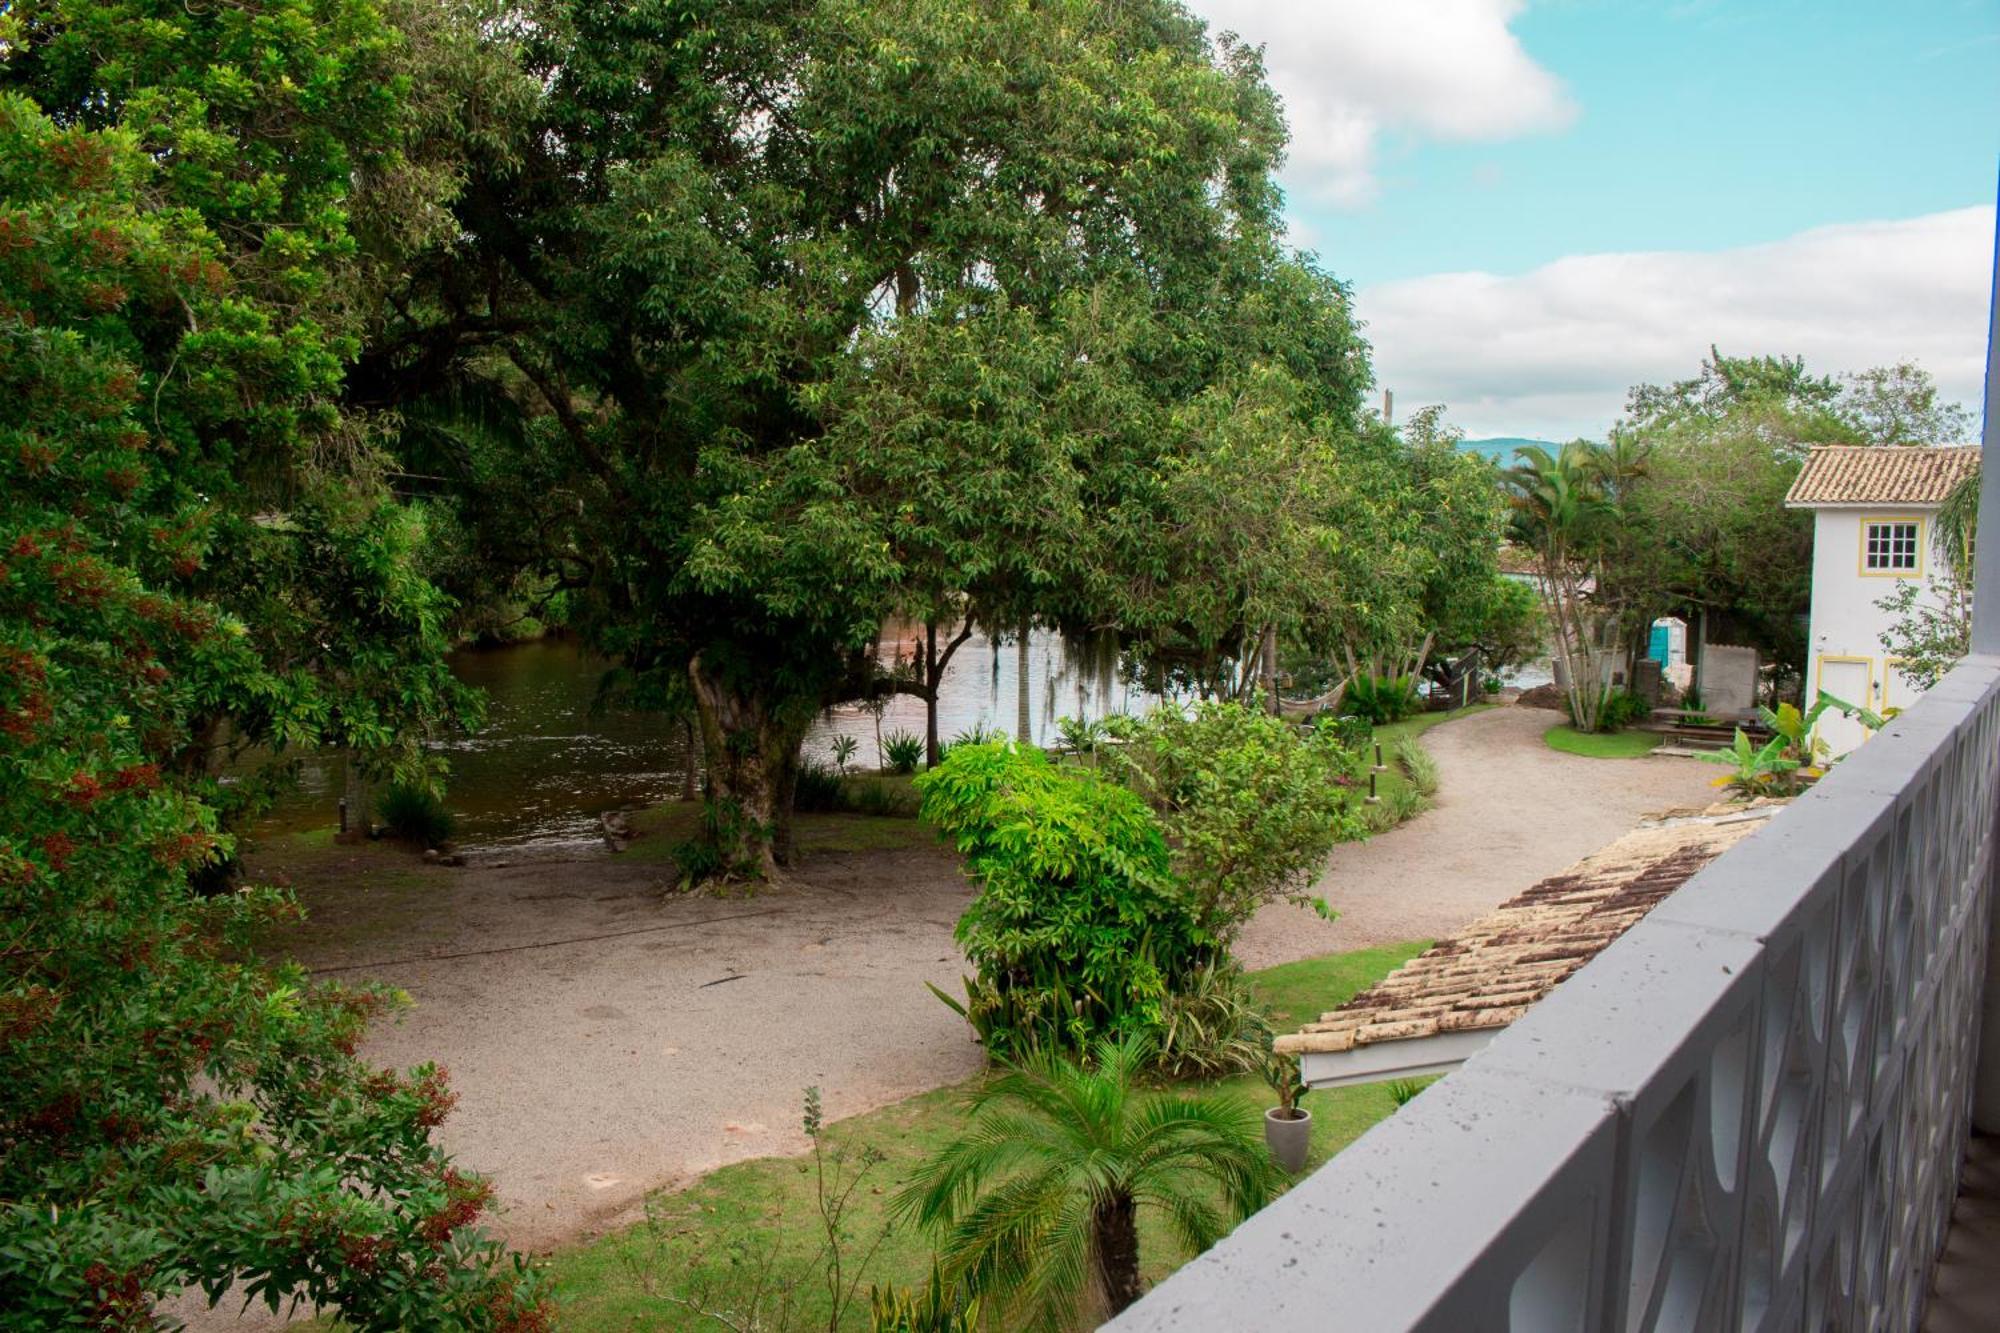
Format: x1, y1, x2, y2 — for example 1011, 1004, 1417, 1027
1859, 516, 1923, 576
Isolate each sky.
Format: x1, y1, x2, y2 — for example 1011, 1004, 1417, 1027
1183, 0, 2000, 440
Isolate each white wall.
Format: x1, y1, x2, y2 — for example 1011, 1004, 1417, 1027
1804, 506, 1940, 755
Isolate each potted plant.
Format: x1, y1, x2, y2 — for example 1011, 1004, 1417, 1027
1262, 1050, 1312, 1173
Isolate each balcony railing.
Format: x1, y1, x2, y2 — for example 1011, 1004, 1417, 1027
1106, 658, 2000, 1332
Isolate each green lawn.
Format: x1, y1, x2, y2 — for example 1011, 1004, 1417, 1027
539, 941, 1428, 1330
1542, 724, 1662, 758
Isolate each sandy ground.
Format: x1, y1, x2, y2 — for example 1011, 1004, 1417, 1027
176, 703, 1717, 1326
1236, 705, 1720, 969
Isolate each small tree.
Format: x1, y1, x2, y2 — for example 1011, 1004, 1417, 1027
897, 1035, 1278, 1328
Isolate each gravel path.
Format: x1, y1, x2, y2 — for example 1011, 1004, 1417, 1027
177, 702, 1717, 1325
1234, 704, 1720, 969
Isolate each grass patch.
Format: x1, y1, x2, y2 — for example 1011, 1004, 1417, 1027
1543, 725, 1662, 759
538, 942, 1429, 1330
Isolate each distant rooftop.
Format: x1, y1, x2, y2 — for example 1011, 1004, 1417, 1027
1276, 812, 1767, 1086
1784, 444, 1978, 508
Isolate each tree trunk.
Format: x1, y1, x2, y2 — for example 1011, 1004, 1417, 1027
1260, 624, 1279, 715
1016, 624, 1032, 743
688, 654, 810, 879
1092, 1191, 1144, 1317
924, 622, 942, 768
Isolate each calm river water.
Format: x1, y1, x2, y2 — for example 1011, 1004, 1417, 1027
256, 628, 1157, 852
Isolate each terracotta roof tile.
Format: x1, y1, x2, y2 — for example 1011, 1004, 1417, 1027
1784, 445, 1978, 508
1274, 818, 1763, 1057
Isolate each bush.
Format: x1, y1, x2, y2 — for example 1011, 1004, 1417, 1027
1328, 713, 1372, 750
1097, 702, 1365, 946
1596, 688, 1652, 732
1344, 674, 1420, 725
1153, 963, 1274, 1080
793, 758, 846, 812
918, 743, 1194, 1061
378, 782, 457, 847
883, 730, 924, 774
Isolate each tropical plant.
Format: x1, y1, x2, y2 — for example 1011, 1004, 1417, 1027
1055, 715, 1108, 758
378, 782, 458, 848
1263, 1051, 1308, 1120
896, 1035, 1280, 1327
830, 735, 860, 773
869, 1262, 982, 1333
1699, 691, 1883, 797
918, 743, 1193, 1061
1503, 441, 1626, 732
884, 731, 925, 776
1097, 701, 1362, 948
1154, 963, 1275, 1081
1343, 674, 1421, 725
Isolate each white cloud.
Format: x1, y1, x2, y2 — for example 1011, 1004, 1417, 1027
1188, 0, 1574, 207
1356, 206, 1996, 440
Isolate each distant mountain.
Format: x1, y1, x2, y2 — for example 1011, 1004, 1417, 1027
1458, 436, 1557, 464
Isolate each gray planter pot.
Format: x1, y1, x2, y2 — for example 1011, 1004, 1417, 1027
1264, 1105, 1312, 1173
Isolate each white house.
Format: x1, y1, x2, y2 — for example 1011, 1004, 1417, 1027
1784, 444, 1978, 756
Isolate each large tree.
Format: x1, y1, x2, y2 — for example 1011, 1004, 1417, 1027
371, 0, 1382, 877
1, 0, 543, 1321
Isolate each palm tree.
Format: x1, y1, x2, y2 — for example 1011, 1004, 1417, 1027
895, 1035, 1278, 1329
1504, 441, 1622, 730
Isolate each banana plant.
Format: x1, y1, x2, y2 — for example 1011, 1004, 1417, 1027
1700, 691, 1885, 797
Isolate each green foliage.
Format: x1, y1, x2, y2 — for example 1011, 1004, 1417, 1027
1329, 713, 1374, 749
1099, 702, 1364, 948
0, 6, 541, 1321
1877, 571, 1971, 691
794, 758, 848, 814
830, 734, 860, 773
1055, 715, 1109, 756
1698, 691, 1883, 797
624, 1087, 890, 1331
1262, 1051, 1308, 1118
1391, 737, 1440, 798
1596, 688, 1653, 732
895, 1035, 1279, 1328
1344, 674, 1421, 724
1153, 964, 1275, 1082
884, 731, 925, 776
917, 743, 1190, 1062
869, 1263, 983, 1333
378, 782, 457, 848
1385, 1078, 1428, 1108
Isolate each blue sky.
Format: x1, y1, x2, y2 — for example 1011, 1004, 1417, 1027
1187, 1, 2000, 438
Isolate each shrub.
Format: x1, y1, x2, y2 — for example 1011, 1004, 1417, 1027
830, 734, 859, 772
1392, 737, 1440, 798
1329, 712, 1373, 750
793, 758, 845, 813
378, 782, 457, 847
1344, 674, 1421, 725
918, 743, 1194, 1060
1596, 687, 1651, 732
1154, 963, 1274, 1080
1097, 702, 1365, 946
883, 730, 924, 774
